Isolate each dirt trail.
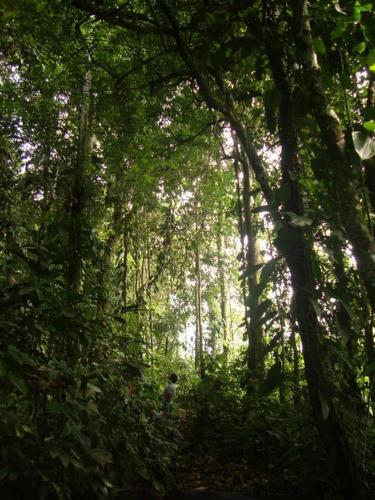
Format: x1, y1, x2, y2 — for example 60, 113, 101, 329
167, 411, 288, 500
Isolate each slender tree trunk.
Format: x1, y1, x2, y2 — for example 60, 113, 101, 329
194, 240, 203, 374
65, 71, 93, 365
97, 201, 123, 316
66, 71, 93, 293
134, 216, 140, 301
194, 187, 204, 377
364, 309, 375, 406
146, 212, 154, 365
123, 217, 129, 312
363, 71, 375, 380
289, 310, 301, 407
38, 110, 57, 250
364, 71, 375, 214
274, 282, 286, 404
216, 208, 229, 359
0, 135, 15, 285
233, 158, 251, 341
238, 148, 263, 378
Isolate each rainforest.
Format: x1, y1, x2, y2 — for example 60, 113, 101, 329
0, 1, 374, 499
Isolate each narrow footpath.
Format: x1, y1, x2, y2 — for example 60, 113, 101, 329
164, 409, 297, 500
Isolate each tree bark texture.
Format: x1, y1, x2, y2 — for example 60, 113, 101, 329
239, 151, 263, 375
216, 208, 229, 359
0, 135, 16, 285
67, 71, 93, 293
194, 189, 204, 378
234, 158, 251, 343
292, 0, 375, 313
266, 29, 366, 500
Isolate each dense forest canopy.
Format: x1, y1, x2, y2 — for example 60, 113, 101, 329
0, 0, 374, 499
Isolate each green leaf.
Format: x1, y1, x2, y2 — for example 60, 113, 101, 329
247, 258, 279, 307
352, 131, 375, 160
249, 187, 262, 197
0, 468, 8, 481
260, 361, 282, 395
263, 331, 283, 356
331, 19, 348, 40
49, 448, 60, 459
364, 106, 375, 121
233, 21, 247, 38
0, 361, 7, 377
59, 454, 70, 468
354, 41, 366, 54
86, 383, 102, 395
273, 183, 291, 205
285, 211, 313, 227
253, 309, 278, 329
319, 392, 330, 420
309, 298, 322, 317
326, 289, 355, 322
252, 299, 273, 326
274, 225, 299, 254
8, 345, 34, 365
9, 372, 27, 395
90, 448, 112, 466
19, 286, 35, 296
334, 3, 347, 15
363, 359, 375, 376
245, 262, 264, 277
354, 1, 372, 13
368, 49, 375, 72
52, 482, 65, 500
139, 467, 151, 481
312, 38, 326, 55
70, 457, 84, 470
363, 121, 375, 132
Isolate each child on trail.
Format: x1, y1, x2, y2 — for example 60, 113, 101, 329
162, 372, 178, 415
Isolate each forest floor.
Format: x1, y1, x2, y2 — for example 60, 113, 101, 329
166, 409, 298, 500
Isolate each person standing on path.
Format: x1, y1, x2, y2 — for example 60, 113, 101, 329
163, 373, 178, 415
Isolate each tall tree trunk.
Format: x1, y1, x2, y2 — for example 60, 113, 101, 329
97, 200, 124, 317
66, 71, 93, 293
239, 151, 263, 377
233, 158, 251, 342
364, 309, 375, 406
0, 135, 15, 285
289, 308, 301, 408
38, 106, 57, 251
146, 211, 154, 366
266, 28, 366, 499
364, 71, 375, 214
123, 217, 129, 311
216, 208, 229, 359
195, 242, 203, 375
194, 187, 204, 377
292, 0, 375, 313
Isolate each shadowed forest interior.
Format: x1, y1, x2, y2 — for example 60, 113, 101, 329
0, 1, 375, 499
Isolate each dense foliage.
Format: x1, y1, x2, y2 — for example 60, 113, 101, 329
0, 0, 374, 499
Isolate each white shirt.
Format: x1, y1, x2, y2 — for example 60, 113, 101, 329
163, 382, 176, 404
